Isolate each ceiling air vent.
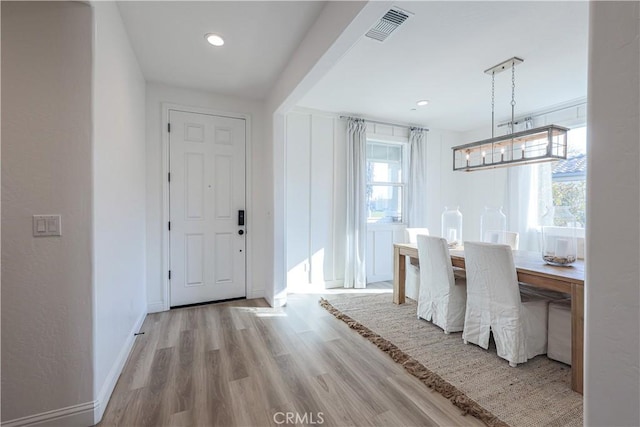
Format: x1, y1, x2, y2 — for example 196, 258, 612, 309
365, 8, 411, 42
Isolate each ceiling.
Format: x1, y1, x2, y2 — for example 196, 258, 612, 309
297, 1, 589, 132
116, 1, 589, 132
117, 1, 326, 99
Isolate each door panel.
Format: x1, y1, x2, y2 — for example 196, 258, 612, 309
185, 153, 205, 219
169, 110, 246, 306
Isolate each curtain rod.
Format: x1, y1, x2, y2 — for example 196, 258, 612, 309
497, 101, 587, 128
339, 115, 429, 132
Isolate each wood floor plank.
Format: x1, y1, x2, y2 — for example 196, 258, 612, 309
295, 336, 390, 418
199, 305, 223, 351
306, 372, 378, 427
236, 327, 291, 411
128, 315, 163, 390
205, 349, 236, 426
99, 295, 489, 427
386, 372, 484, 426
219, 306, 249, 382
228, 375, 273, 427
157, 309, 183, 349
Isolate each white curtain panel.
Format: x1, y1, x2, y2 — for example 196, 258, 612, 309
507, 163, 553, 251
408, 128, 428, 227
344, 119, 367, 288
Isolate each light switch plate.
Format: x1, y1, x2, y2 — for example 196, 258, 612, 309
33, 215, 62, 237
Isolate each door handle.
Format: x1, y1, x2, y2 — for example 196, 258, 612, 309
238, 210, 245, 226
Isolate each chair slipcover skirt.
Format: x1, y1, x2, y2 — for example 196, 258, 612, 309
404, 228, 429, 301
417, 235, 466, 333
462, 242, 548, 366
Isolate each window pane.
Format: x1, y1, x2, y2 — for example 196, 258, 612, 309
387, 145, 402, 162
368, 160, 402, 183
367, 185, 403, 223
368, 144, 388, 161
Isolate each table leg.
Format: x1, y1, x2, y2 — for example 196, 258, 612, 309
571, 283, 584, 394
393, 246, 406, 304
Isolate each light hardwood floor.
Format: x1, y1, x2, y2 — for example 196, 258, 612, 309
98, 293, 483, 427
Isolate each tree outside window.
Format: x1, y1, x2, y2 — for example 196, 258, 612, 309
551, 127, 587, 226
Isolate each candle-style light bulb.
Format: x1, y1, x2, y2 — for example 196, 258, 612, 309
521, 144, 526, 159
482, 151, 486, 165
500, 147, 505, 162
465, 153, 470, 167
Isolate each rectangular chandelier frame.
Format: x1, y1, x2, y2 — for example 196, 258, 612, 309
452, 124, 569, 172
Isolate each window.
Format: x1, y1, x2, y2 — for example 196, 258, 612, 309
551, 127, 587, 226
508, 125, 586, 252
366, 140, 407, 223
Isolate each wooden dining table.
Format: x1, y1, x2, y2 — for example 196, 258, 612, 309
393, 243, 584, 394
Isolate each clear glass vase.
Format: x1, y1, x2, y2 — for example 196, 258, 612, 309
542, 206, 578, 266
441, 207, 463, 248
480, 206, 507, 244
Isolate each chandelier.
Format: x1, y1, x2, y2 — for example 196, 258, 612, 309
453, 57, 568, 172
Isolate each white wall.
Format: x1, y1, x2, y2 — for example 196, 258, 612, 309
145, 82, 268, 311
285, 109, 347, 289
422, 129, 465, 242
585, 2, 639, 425
1, 2, 94, 424
284, 111, 464, 286
266, 1, 393, 306
92, 2, 147, 422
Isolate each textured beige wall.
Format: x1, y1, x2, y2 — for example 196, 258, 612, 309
585, 2, 640, 425
1, 1, 94, 422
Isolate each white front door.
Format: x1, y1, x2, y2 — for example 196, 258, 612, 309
169, 109, 246, 306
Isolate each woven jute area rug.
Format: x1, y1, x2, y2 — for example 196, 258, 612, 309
320, 294, 583, 427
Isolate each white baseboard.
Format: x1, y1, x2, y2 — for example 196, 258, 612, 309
2, 311, 147, 427
147, 301, 166, 313
264, 293, 274, 307
367, 275, 393, 284
93, 310, 146, 424
247, 289, 265, 300
2, 401, 96, 427
324, 280, 344, 289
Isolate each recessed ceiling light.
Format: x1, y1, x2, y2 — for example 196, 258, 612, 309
205, 33, 224, 47
416, 100, 429, 106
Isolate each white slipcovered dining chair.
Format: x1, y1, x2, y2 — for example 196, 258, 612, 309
417, 235, 466, 333
462, 242, 549, 367
404, 228, 429, 300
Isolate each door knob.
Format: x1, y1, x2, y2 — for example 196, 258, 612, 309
238, 229, 244, 235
